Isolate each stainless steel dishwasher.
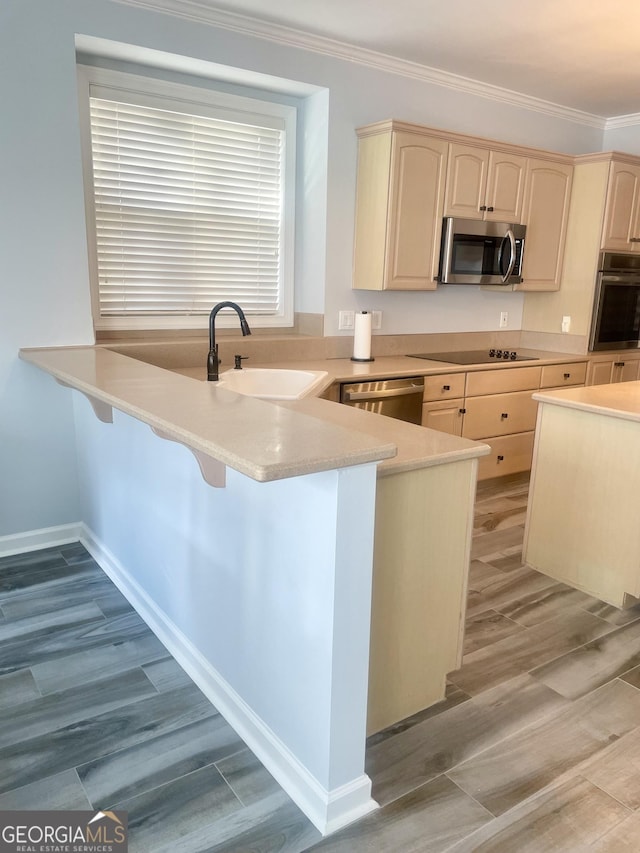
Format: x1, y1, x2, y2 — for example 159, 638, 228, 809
340, 376, 424, 424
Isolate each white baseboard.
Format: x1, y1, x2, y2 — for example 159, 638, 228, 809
0, 523, 83, 557
79, 524, 377, 836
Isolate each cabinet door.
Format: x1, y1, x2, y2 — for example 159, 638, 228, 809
601, 162, 640, 252
587, 359, 616, 385
517, 159, 573, 291
444, 144, 488, 219
422, 399, 465, 435
616, 359, 640, 382
384, 132, 449, 290
485, 151, 527, 223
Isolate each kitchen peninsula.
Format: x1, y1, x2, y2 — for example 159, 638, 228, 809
19, 344, 489, 837
524, 380, 640, 608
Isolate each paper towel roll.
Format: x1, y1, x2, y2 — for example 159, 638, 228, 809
352, 311, 373, 361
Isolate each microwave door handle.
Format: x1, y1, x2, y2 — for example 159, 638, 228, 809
501, 229, 516, 283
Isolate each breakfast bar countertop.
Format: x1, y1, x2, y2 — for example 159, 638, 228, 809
19, 345, 492, 483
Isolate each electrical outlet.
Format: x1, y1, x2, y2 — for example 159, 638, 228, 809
372, 310, 382, 330
499, 311, 508, 328
338, 310, 355, 331
562, 315, 571, 333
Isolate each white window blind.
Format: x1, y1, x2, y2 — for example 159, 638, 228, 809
84, 85, 292, 326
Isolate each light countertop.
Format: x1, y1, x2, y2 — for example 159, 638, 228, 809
19, 345, 493, 482
534, 380, 640, 423
173, 349, 589, 386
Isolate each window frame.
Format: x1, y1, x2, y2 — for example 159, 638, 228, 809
77, 64, 296, 332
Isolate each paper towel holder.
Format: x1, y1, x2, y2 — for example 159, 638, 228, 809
351, 310, 375, 362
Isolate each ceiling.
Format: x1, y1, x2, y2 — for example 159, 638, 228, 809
158, 0, 640, 119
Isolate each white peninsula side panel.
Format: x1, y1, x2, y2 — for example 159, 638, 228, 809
72, 394, 379, 836
524, 382, 640, 608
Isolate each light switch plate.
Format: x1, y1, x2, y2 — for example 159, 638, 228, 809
562, 315, 571, 333
338, 310, 355, 330
499, 311, 508, 328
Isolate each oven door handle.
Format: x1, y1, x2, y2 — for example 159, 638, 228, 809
343, 385, 423, 402
499, 229, 517, 284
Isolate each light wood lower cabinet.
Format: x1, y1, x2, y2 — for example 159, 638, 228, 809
587, 354, 640, 385
422, 398, 464, 435
462, 391, 539, 440
463, 365, 542, 480
368, 458, 476, 734
540, 361, 587, 388
477, 432, 535, 480
422, 361, 587, 480
421, 370, 466, 435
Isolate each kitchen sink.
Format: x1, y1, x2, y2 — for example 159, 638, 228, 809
216, 368, 329, 400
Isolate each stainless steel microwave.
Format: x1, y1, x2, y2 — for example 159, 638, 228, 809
438, 217, 526, 285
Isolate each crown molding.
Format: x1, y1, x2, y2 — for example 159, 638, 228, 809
605, 113, 640, 131
109, 0, 607, 129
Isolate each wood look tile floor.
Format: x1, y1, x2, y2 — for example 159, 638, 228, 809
4, 474, 640, 851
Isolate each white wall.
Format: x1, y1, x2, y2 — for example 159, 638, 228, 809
0, 1, 93, 537
603, 123, 640, 156
0, 0, 621, 538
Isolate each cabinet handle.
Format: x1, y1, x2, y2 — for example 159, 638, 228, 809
479, 205, 487, 211
487, 206, 494, 212
501, 412, 509, 419
459, 407, 466, 414
563, 373, 571, 379
442, 384, 451, 391
497, 455, 504, 462
614, 362, 625, 367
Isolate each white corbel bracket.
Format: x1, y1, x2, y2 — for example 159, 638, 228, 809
54, 378, 225, 488
150, 427, 227, 488
56, 379, 113, 423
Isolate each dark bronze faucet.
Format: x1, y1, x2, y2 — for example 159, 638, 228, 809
207, 301, 251, 381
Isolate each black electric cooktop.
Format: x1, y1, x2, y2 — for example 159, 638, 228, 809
407, 349, 539, 365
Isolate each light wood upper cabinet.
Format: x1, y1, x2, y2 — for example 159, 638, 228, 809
444, 144, 526, 222
444, 144, 488, 219
353, 121, 576, 293
601, 161, 640, 252
516, 158, 573, 292
353, 128, 448, 290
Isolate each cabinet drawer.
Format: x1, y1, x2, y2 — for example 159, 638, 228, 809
422, 398, 465, 435
423, 373, 465, 401
465, 365, 541, 396
540, 362, 587, 388
477, 432, 535, 480
462, 390, 538, 439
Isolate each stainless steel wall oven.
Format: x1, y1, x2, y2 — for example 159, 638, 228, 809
589, 252, 640, 351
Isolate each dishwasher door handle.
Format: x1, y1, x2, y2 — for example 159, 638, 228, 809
343, 384, 423, 402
